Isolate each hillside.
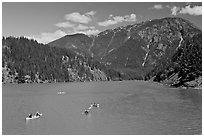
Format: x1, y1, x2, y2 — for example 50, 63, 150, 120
2, 37, 121, 83
49, 17, 202, 88
2, 17, 202, 88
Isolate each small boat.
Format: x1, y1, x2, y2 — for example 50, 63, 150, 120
91, 103, 99, 108
26, 113, 42, 120
83, 109, 89, 115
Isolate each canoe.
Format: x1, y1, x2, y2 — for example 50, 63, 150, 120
26, 113, 42, 120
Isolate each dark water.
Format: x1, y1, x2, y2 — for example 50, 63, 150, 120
2, 81, 202, 135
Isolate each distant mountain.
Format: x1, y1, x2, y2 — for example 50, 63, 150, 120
2, 17, 202, 88
49, 17, 202, 88
49, 33, 94, 57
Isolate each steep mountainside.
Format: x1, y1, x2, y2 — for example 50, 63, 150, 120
49, 17, 202, 87
2, 17, 201, 88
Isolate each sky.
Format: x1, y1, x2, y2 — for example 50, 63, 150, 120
2, 2, 202, 44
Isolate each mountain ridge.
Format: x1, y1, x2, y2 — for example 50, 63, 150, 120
48, 17, 202, 87
2, 17, 202, 88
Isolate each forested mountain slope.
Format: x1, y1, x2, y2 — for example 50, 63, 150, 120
2, 37, 120, 83
49, 17, 202, 87
3, 17, 202, 88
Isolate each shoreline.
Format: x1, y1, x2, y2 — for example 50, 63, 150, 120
2, 79, 202, 90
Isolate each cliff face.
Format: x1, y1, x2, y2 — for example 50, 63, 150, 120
2, 17, 202, 88
49, 17, 202, 87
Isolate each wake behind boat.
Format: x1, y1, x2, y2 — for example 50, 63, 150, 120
82, 103, 100, 115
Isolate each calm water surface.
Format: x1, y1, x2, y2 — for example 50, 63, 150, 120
2, 81, 202, 135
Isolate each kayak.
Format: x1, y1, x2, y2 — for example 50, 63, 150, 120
91, 103, 99, 108
26, 113, 42, 120
82, 109, 89, 115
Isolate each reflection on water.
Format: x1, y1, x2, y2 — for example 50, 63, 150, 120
178, 89, 202, 107
2, 81, 202, 135
26, 118, 41, 125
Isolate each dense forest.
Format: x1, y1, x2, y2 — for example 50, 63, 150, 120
2, 36, 121, 83
147, 33, 202, 88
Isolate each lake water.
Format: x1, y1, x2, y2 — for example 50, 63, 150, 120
2, 81, 202, 135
